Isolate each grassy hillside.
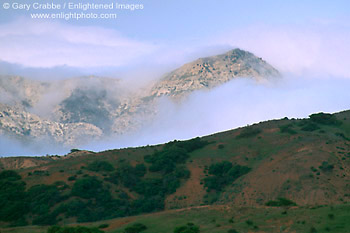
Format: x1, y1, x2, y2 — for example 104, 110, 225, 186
1, 111, 350, 232
1, 204, 350, 233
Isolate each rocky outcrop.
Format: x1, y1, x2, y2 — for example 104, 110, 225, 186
150, 49, 280, 98
0, 49, 280, 149
0, 103, 102, 147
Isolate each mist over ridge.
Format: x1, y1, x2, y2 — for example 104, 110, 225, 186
1, 44, 350, 156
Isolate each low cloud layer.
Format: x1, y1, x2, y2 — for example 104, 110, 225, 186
85, 75, 350, 152
1, 73, 350, 156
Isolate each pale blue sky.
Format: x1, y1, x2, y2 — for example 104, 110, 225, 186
0, 0, 349, 76
1, 0, 350, 40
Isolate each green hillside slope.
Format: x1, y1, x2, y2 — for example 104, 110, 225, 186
1, 111, 350, 232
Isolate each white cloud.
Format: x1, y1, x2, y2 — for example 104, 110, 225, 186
213, 24, 350, 78
0, 19, 157, 67
83, 75, 350, 153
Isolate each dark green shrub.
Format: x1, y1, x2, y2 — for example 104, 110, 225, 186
47, 225, 104, 233
146, 146, 189, 174
134, 164, 147, 177
236, 127, 262, 139
71, 176, 110, 200
0, 170, 21, 180
165, 137, 209, 152
319, 161, 334, 172
279, 124, 297, 134
70, 149, 81, 153
33, 170, 49, 176
218, 144, 225, 149
300, 121, 320, 132
309, 113, 341, 126
0, 170, 28, 222
133, 178, 163, 197
111, 163, 145, 188
246, 220, 253, 225
76, 170, 83, 175
32, 212, 59, 225
335, 132, 350, 141
87, 161, 114, 172
27, 184, 65, 214
203, 161, 251, 192
228, 229, 238, 233
98, 224, 109, 229
174, 165, 191, 179
174, 223, 200, 233
265, 198, 297, 207
131, 196, 164, 214
124, 223, 147, 233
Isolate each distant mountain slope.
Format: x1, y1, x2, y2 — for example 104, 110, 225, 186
0, 103, 102, 147
0, 75, 48, 108
0, 49, 280, 148
151, 48, 280, 98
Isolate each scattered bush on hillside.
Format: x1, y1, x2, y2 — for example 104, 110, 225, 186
0, 138, 203, 225
203, 161, 251, 192
319, 161, 334, 172
0, 170, 22, 180
309, 113, 342, 126
265, 198, 297, 207
227, 229, 239, 233
0, 170, 28, 223
165, 137, 210, 152
109, 163, 146, 187
47, 225, 104, 233
86, 161, 114, 172
98, 224, 109, 229
245, 220, 253, 225
27, 183, 67, 216
236, 127, 262, 139
218, 144, 225, 149
174, 165, 191, 179
328, 213, 335, 220
124, 223, 147, 233
71, 176, 110, 200
174, 223, 200, 233
335, 132, 350, 141
70, 149, 81, 153
134, 164, 147, 177
33, 170, 50, 176
279, 124, 297, 135
145, 146, 189, 174
299, 121, 320, 132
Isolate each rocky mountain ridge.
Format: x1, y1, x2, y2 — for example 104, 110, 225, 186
0, 48, 280, 151
151, 49, 280, 98
0, 103, 102, 146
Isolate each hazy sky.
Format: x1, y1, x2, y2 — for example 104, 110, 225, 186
0, 0, 349, 77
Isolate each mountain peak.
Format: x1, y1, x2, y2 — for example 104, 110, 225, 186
151, 48, 280, 98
